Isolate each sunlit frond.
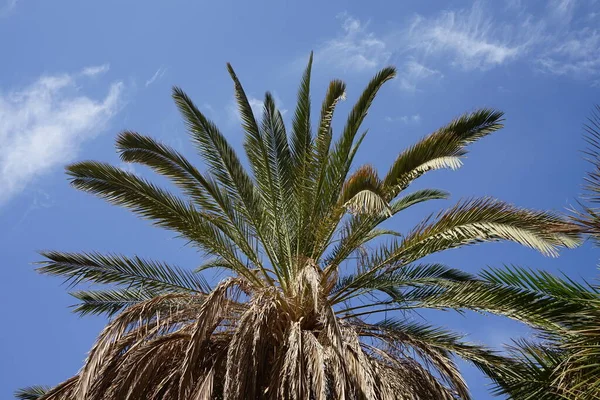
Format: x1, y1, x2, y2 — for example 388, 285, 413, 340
383, 109, 504, 199
397, 197, 580, 261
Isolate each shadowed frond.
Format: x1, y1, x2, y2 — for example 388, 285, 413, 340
480, 265, 597, 301
27, 377, 77, 400
70, 287, 164, 317
15, 387, 51, 400
486, 339, 566, 400
333, 263, 475, 306
37, 251, 210, 293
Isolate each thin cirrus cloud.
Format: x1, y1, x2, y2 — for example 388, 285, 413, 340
0, 66, 124, 206
314, 13, 391, 72
405, 4, 526, 71
145, 67, 168, 87
313, 6, 522, 91
385, 114, 421, 124
398, 60, 443, 92
80, 63, 111, 77
537, 28, 600, 79
316, 1, 600, 89
547, 0, 576, 22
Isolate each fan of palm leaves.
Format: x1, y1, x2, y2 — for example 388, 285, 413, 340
479, 105, 600, 400
23, 54, 583, 400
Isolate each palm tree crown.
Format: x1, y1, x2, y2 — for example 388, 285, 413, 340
24, 54, 581, 400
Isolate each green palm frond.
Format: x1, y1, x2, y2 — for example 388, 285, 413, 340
383, 109, 504, 199
66, 161, 259, 282
290, 52, 313, 178
369, 318, 510, 371
115, 131, 260, 264
487, 339, 565, 400
67, 162, 216, 240
356, 318, 513, 400
37, 251, 210, 293
338, 164, 391, 216
14, 386, 51, 400
312, 79, 346, 198
70, 287, 163, 317
334, 263, 475, 306
397, 197, 580, 262
482, 105, 600, 400
259, 92, 296, 276
172, 87, 265, 235
325, 189, 449, 271
116, 131, 220, 213
330, 198, 580, 305
338, 165, 383, 205
328, 66, 397, 188
413, 280, 587, 328
573, 105, 600, 241
312, 67, 396, 254
226, 64, 264, 171
481, 266, 598, 301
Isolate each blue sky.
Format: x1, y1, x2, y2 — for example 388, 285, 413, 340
1, 0, 599, 398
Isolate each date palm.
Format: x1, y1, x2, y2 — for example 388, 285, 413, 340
23, 55, 581, 400
481, 106, 600, 400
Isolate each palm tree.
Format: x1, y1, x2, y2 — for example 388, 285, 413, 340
480, 106, 600, 400
23, 55, 582, 400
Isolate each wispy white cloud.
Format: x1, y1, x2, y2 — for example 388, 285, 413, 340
314, 5, 528, 83
0, 67, 124, 206
385, 114, 421, 124
407, 3, 528, 71
548, 0, 576, 22
145, 67, 167, 87
315, 13, 390, 72
398, 60, 443, 92
315, 2, 600, 88
409, 0, 600, 82
537, 28, 600, 77
81, 64, 110, 77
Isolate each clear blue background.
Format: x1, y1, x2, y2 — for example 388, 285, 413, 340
1, 0, 599, 398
